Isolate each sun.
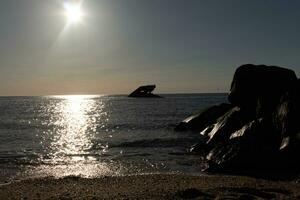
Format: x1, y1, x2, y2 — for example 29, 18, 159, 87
64, 2, 83, 24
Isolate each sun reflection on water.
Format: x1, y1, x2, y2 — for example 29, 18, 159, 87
52, 95, 93, 157
33, 95, 121, 178
50, 95, 96, 158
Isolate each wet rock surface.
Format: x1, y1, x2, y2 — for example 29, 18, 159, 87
175, 103, 233, 132
176, 64, 300, 177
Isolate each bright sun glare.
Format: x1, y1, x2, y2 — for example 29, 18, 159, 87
64, 2, 83, 24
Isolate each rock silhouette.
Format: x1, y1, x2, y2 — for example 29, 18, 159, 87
128, 85, 162, 98
228, 64, 297, 117
176, 64, 300, 175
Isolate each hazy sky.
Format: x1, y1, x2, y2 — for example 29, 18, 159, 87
0, 0, 300, 95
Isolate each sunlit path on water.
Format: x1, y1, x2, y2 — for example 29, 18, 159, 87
24, 95, 121, 179
50, 95, 97, 158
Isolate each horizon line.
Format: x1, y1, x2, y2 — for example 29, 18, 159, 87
0, 92, 229, 97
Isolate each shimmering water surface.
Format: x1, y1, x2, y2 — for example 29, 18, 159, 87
0, 94, 227, 182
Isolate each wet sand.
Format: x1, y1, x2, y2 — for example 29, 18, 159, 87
0, 174, 299, 199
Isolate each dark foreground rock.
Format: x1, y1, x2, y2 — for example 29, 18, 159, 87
177, 64, 300, 176
207, 118, 280, 172
228, 64, 297, 117
204, 106, 254, 146
175, 103, 233, 132
128, 85, 162, 98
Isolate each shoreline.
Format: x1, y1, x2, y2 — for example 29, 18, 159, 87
0, 173, 299, 199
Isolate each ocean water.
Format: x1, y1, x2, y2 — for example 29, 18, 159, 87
0, 94, 227, 183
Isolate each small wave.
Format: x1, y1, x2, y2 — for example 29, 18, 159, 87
111, 137, 203, 148
119, 153, 152, 158
98, 123, 175, 132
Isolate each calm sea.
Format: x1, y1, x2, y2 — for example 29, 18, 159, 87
0, 94, 227, 183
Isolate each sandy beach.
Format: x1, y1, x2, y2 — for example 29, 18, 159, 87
0, 174, 299, 199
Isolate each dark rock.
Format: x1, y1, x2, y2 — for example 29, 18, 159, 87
189, 141, 210, 154
229, 118, 278, 142
190, 106, 254, 154
273, 79, 300, 140
175, 103, 233, 132
206, 118, 280, 172
176, 64, 300, 176
278, 134, 300, 170
228, 64, 297, 117
128, 85, 162, 98
206, 139, 242, 171
272, 79, 300, 168
204, 107, 254, 146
